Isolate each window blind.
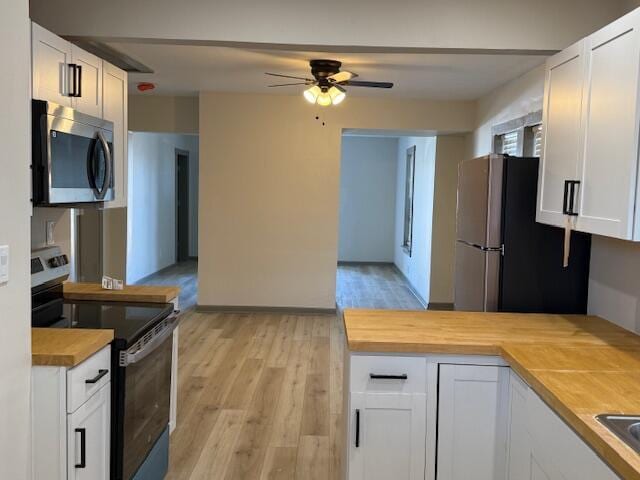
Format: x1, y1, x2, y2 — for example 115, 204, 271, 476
500, 130, 519, 156
532, 124, 543, 157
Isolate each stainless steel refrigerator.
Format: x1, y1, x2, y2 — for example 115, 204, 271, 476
454, 154, 591, 313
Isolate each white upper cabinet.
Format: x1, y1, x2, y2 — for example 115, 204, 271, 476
102, 63, 128, 209
32, 22, 73, 106
32, 23, 104, 117
537, 8, 640, 240
437, 364, 510, 480
70, 45, 103, 118
577, 9, 640, 239
537, 40, 586, 228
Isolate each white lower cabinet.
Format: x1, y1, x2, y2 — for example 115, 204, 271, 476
32, 346, 111, 480
67, 385, 110, 480
506, 370, 620, 480
437, 364, 510, 480
348, 392, 426, 480
346, 354, 622, 480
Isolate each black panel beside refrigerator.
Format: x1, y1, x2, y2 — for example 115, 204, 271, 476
454, 154, 591, 313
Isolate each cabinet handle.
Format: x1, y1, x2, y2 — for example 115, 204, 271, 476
355, 409, 360, 448
76, 65, 82, 98
67, 64, 82, 97
563, 180, 580, 216
67, 63, 77, 97
85, 368, 108, 384
369, 373, 408, 380
75, 428, 86, 469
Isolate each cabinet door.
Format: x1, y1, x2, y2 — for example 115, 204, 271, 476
437, 364, 509, 480
576, 9, 640, 240
67, 384, 110, 480
506, 372, 531, 480
70, 45, 103, 117
537, 40, 586, 228
102, 62, 128, 209
31, 22, 73, 106
348, 392, 426, 480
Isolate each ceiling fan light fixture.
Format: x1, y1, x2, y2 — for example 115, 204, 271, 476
304, 85, 321, 103
328, 85, 346, 105
316, 90, 333, 106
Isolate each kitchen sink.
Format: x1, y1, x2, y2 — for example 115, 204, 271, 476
596, 415, 640, 452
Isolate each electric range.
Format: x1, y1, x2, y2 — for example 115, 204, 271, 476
31, 246, 178, 480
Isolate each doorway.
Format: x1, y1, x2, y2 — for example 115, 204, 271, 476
175, 149, 190, 262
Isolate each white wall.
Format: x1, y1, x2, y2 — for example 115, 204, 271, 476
394, 137, 437, 304
129, 95, 198, 134
473, 65, 545, 156
198, 92, 475, 310
127, 132, 199, 283
30, 0, 629, 52
0, 0, 31, 477
430, 135, 469, 304
338, 136, 398, 262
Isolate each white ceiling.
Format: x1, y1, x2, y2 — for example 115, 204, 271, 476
106, 43, 547, 101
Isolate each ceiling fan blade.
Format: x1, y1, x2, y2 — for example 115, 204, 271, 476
265, 72, 314, 82
329, 71, 358, 83
345, 80, 394, 89
267, 82, 312, 87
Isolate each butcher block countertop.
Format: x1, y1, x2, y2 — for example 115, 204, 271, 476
343, 309, 640, 480
32, 328, 113, 367
63, 282, 180, 303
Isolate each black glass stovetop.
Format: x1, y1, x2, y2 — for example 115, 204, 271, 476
39, 300, 174, 347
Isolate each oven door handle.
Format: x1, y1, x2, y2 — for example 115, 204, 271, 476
119, 313, 180, 367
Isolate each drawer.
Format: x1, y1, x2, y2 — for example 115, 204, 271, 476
67, 345, 111, 413
350, 355, 426, 393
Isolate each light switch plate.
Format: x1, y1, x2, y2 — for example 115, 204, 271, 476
0, 245, 9, 284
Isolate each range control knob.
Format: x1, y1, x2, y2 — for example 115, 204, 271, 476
48, 255, 69, 268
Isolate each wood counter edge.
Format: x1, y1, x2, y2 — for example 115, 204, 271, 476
32, 328, 114, 368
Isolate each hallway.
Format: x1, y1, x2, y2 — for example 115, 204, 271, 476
336, 263, 425, 310
136, 260, 198, 310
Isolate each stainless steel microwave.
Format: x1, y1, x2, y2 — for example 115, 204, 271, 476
32, 100, 114, 206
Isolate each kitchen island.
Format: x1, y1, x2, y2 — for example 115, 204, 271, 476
343, 309, 640, 480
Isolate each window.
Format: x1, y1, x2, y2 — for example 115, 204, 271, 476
402, 145, 416, 256
499, 130, 520, 155
531, 124, 543, 157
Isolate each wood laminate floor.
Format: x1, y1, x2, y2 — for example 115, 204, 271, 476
166, 310, 345, 479
336, 263, 425, 310
136, 260, 198, 310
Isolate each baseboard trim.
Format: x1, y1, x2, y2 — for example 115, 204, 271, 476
196, 304, 337, 315
337, 261, 394, 266
428, 302, 454, 311
390, 264, 428, 309
133, 262, 176, 285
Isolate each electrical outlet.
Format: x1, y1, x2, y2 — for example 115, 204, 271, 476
0, 245, 9, 284
46, 221, 55, 245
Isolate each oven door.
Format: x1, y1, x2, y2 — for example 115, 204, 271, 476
46, 113, 114, 204
119, 316, 177, 480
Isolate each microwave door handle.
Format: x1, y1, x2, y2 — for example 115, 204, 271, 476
92, 131, 112, 200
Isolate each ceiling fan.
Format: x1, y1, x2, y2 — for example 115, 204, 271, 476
265, 59, 394, 106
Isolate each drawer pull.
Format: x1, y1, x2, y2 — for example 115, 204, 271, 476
369, 373, 408, 380
85, 369, 108, 384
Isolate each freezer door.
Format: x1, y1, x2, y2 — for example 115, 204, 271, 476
456, 155, 504, 248
454, 241, 501, 312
